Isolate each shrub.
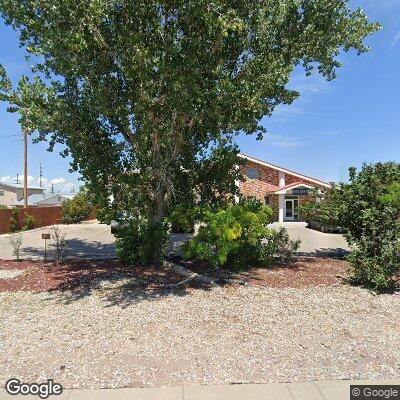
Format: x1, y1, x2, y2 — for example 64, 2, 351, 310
9, 232, 23, 261
259, 228, 301, 265
115, 218, 168, 266
22, 213, 38, 231
168, 205, 201, 234
9, 207, 20, 232
297, 189, 339, 227
61, 193, 92, 224
183, 200, 300, 270
334, 162, 400, 290
49, 225, 67, 263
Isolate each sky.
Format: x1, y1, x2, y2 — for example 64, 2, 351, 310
0, 0, 399, 189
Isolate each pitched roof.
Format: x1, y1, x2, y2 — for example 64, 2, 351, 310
14, 193, 74, 206
0, 182, 44, 190
267, 182, 316, 194
238, 153, 331, 188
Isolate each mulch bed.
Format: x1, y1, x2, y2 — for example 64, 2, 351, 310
174, 256, 348, 288
0, 256, 349, 292
0, 259, 183, 293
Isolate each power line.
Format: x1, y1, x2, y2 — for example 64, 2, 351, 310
0, 134, 20, 140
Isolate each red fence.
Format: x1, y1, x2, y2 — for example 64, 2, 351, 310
0, 206, 62, 235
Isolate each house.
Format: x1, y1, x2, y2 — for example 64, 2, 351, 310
238, 154, 331, 222
14, 193, 75, 208
0, 182, 45, 208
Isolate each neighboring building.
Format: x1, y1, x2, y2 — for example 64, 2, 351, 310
14, 193, 75, 208
238, 154, 331, 222
0, 182, 45, 208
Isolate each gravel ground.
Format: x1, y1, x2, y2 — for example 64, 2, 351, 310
0, 269, 24, 279
1, 283, 399, 389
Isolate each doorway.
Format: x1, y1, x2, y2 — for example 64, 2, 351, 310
285, 198, 299, 221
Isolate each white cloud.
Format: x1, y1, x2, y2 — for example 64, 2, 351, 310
266, 133, 304, 149
49, 177, 66, 185
0, 176, 13, 183
1, 175, 34, 184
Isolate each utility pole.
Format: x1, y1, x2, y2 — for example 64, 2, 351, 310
23, 128, 28, 209
39, 163, 43, 188
14, 173, 21, 184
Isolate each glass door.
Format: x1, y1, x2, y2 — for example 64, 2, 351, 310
285, 199, 294, 220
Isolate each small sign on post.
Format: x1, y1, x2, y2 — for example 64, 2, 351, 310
42, 233, 51, 261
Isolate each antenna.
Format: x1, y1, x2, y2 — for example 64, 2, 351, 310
14, 173, 21, 184
51, 183, 54, 194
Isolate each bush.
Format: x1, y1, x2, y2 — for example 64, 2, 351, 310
168, 205, 201, 234
183, 200, 300, 270
22, 213, 38, 231
334, 162, 400, 291
9, 232, 23, 261
49, 225, 67, 263
10, 207, 20, 232
115, 218, 168, 266
61, 193, 92, 224
297, 189, 339, 227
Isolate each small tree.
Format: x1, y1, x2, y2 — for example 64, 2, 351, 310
49, 225, 67, 263
61, 191, 92, 224
9, 232, 23, 261
0, 1, 379, 264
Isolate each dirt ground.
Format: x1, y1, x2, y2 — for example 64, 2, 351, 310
0, 257, 399, 389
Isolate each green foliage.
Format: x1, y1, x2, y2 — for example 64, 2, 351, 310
0, 0, 379, 263
297, 189, 340, 227
9, 207, 20, 232
22, 213, 38, 231
61, 193, 92, 224
115, 218, 168, 266
168, 205, 202, 234
259, 228, 301, 265
0, 205, 7, 210
334, 162, 400, 290
183, 200, 299, 269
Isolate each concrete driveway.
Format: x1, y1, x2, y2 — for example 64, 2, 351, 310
271, 222, 350, 257
0, 221, 350, 261
0, 222, 115, 260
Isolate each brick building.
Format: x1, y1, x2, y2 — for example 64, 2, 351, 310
238, 154, 331, 222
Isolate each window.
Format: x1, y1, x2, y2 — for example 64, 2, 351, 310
0, 190, 4, 196
246, 168, 258, 180
264, 196, 270, 205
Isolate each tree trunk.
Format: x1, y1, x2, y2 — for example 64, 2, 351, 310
146, 186, 167, 267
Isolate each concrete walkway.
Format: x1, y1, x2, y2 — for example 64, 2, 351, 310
1, 379, 399, 399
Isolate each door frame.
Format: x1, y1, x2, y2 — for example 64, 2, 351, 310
284, 197, 299, 221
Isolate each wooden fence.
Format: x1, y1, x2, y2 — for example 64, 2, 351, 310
0, 206, 62, 235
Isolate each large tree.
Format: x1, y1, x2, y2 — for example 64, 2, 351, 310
0, 0, 378, 263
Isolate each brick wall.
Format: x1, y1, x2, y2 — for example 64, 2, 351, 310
239, 160, 328, 222
239, 160, 279, 201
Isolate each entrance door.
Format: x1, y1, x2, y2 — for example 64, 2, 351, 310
285, 199, 294, 220
285, 198, 299, 221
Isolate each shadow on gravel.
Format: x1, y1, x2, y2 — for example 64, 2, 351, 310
296, 247, 349, 260
22, 238, 116, 260
41, 259, 212, 308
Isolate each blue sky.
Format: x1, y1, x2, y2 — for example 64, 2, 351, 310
0, 0, 399, 190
